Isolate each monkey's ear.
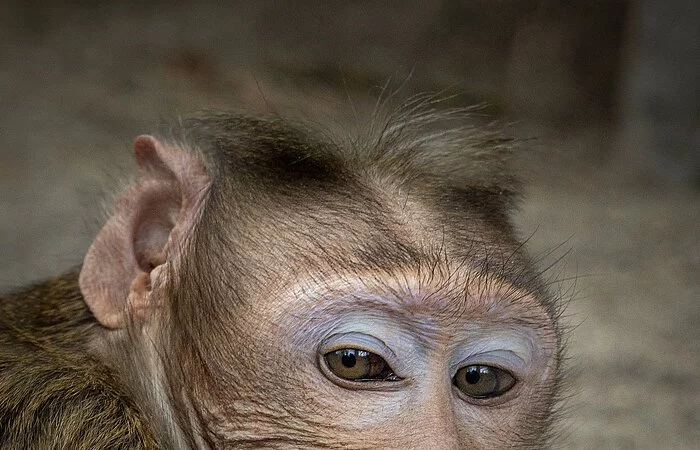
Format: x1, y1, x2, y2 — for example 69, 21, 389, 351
79, 136, 210, 329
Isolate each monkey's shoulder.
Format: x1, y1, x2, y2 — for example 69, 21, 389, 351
0, 343, 161, 448
0, 361, 163, 448
0, 269, 93, 351
0, 270, 161, 449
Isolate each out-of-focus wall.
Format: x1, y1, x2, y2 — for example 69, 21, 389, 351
618, 0, 700, 187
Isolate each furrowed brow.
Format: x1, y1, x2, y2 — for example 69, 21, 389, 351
288, 268, 545, 328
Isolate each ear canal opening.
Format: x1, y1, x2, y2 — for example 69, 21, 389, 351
132, 185, 183, 273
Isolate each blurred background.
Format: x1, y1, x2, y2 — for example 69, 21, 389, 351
0, 1, 697, 447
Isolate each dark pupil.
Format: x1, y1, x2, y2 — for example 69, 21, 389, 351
341, 350, 357, 368
465, 366, 481, 384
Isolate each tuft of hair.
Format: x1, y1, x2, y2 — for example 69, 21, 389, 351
161, 93, 523, 212
350, 93, 521, 197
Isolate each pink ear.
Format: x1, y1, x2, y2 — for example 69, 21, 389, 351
79, 136, 210, 329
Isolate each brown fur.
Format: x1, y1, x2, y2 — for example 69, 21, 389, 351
0, 270, 161, 449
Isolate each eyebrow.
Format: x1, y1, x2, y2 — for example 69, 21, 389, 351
288, 267, 551, 330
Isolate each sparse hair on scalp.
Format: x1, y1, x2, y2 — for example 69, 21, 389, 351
165, 94, 522, 204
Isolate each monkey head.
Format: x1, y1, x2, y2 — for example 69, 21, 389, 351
78, 111, 562, 449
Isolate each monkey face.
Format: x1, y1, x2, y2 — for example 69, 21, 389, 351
179, 192, 559, 448
204, 269, 558, 449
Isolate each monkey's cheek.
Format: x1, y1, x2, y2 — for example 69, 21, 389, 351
319, 390, 407, 429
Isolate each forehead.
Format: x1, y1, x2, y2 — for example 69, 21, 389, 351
204, 189, 548, 313
192, 114, 544, 304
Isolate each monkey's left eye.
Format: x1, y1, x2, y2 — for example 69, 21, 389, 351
453, 365, 516, 398
324, 349, 401, 381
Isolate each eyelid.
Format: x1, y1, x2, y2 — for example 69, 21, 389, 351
449, 333, 537, 376
319, 332, 405, 375
450, 350, 527, 378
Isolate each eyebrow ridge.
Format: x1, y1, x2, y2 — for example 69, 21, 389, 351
289, 267, 548, 329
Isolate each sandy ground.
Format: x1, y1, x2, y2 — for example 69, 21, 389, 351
0, 2, 698, 448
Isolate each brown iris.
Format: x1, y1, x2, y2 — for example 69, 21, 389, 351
324, 349, 400, 381
453, 365, 516, 398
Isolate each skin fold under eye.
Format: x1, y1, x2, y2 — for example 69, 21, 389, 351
453, 365, 516, 398
324, 349, 401, 382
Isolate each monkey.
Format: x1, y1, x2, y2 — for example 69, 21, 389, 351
0, 102, 564, 449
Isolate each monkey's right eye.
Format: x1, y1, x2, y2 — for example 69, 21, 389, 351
324, 349, 401, 381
